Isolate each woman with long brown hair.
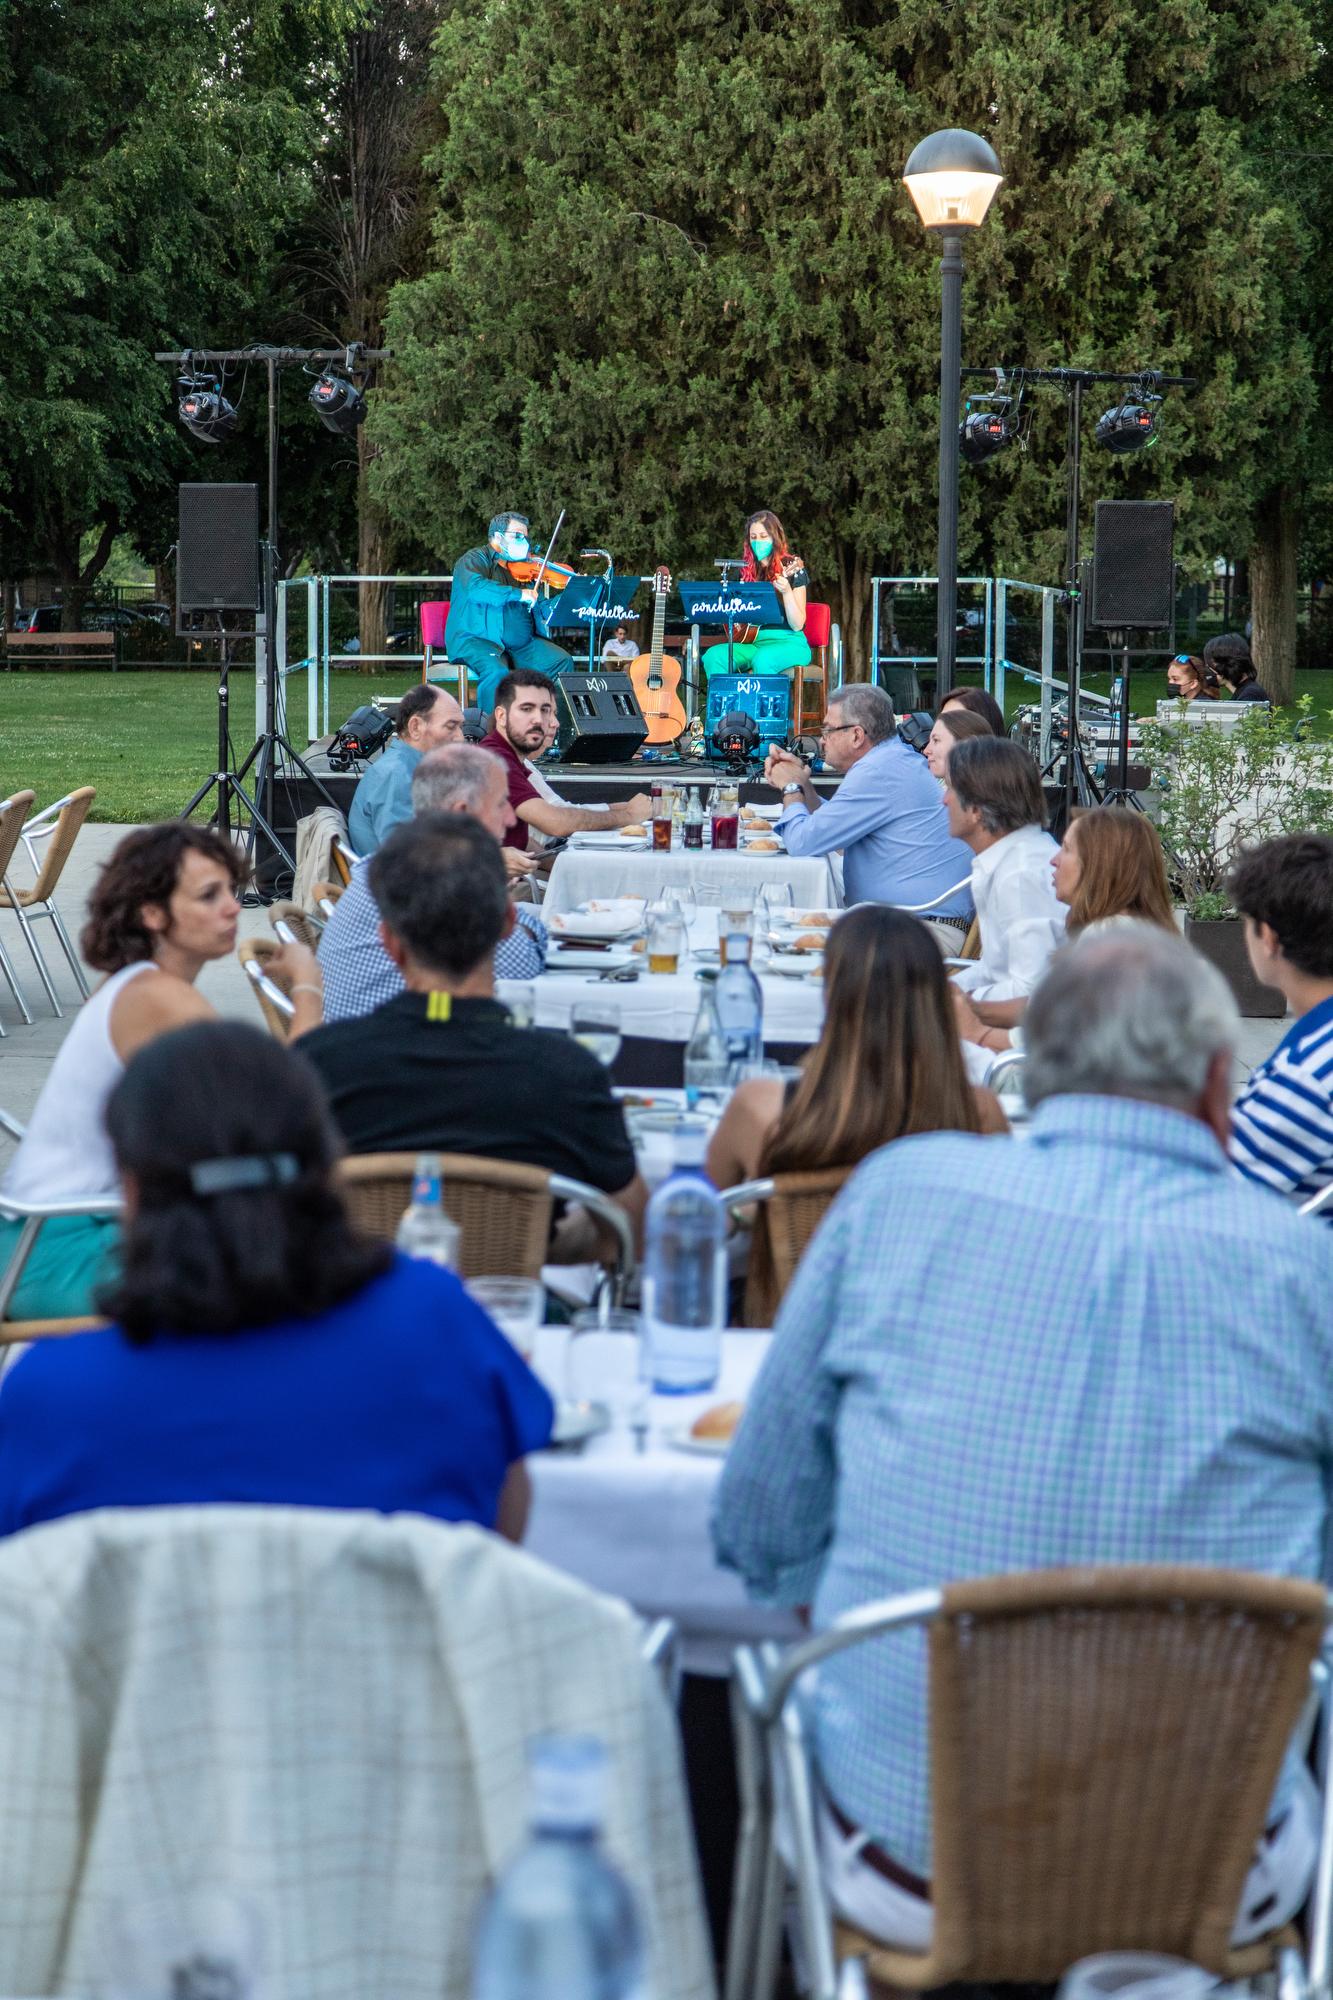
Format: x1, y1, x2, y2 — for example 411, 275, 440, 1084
955, 806, 1177, 1057
705, 906, 1005, 1190
702, 507, 812, 682
1166, 653, 1220, 702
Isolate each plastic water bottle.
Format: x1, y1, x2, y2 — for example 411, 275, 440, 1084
683, 976, 730, 1107
642, 1125, 725, 1393
472, 1736, 645, 2000
395, 1152, 461, 1270
715, 956, 763, 1075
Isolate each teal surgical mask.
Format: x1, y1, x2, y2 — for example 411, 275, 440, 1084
502, 529, 530, 560
750, 535, 773, 561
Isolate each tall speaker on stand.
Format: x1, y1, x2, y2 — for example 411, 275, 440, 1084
1087, 499, 1175, 808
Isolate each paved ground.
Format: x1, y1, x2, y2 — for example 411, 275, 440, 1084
0, 823, 1291, 1129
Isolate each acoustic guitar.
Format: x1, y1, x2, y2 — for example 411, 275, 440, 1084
627, 566, 687, 745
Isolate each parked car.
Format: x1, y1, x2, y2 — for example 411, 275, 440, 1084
16, 602, 171, 634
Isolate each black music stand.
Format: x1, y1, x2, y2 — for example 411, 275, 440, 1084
678, 580, 784, 676
539, 574, 640, 668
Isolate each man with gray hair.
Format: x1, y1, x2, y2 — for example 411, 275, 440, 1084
715, 921, 1333, 1951
319, 744, 546, 1022
763, 684, 973, 922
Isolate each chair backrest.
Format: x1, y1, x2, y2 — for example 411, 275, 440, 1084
26, 787, 96, 901
237, 938, 294, 1042
724, 1167, 852, 1326
267, 901, 323, 952
338, 1152, 554, 1279
330, 838, 356, 887
0, 1505, 712, 2000
920, 1567, 1327, 1984
804, 601, 832, 651
0, 792, 36, 881
420, 598, 450, 650
311, 879, 344, 914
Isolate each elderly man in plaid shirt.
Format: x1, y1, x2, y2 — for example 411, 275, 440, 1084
714, 923, 1333, 1950
320, 745, 546, 1023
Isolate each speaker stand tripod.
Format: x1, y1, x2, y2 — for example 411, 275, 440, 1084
179, 631, 289, 864
1100, 629, 1147, 810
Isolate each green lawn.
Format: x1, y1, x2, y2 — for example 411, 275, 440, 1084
2, 664, 1332, 823
0, 668, 402, 822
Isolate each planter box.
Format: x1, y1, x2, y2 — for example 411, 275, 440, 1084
1184, 916, 1288, 1018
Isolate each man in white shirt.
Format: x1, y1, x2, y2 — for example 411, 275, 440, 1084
945, 736, 1066, 1031
600, 622, 639, 662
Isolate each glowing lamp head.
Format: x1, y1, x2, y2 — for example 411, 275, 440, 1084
903, 129, 1004, 232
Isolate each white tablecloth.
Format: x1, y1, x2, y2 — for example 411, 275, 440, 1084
526, 1328, 797, 1674
544, 843, 841, 918
502, 909, 826, 1046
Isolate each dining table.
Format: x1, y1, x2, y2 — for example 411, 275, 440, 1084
525, 1326, 798, 1675
542, 831, 842, 921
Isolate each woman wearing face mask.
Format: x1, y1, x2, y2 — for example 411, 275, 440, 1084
702, 509, 813, 679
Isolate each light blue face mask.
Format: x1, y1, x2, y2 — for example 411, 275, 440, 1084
750, 535, 773, 561
503, 529, 530, 560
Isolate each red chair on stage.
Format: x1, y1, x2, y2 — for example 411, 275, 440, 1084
420, 599, 450, 682
795, 601, 840, 736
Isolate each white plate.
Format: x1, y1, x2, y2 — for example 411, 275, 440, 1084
665, 1423, 732, 1456
766, 952, 821, 978
568, 831, 650, 849
551, 1399, 612, 1447
548, 946, 638, 971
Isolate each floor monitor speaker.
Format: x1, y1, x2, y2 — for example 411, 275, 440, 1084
1088, 500, 1175, 629
555, 673, 648, 763
177, 483, 260, 613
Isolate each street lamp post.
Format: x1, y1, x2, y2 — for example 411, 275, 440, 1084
903, 128, 1004, 699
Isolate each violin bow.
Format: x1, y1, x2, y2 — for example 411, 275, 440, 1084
528, 507, 567, 594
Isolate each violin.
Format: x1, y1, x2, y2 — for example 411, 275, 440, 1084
499, 552, 580, 591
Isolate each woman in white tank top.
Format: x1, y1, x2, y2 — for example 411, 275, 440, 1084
0, 824, 245, 1321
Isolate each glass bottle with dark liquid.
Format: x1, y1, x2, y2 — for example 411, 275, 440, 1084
682, 790, 705, 851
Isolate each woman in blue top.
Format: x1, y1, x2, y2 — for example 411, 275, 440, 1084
0, 1022, 553, 1541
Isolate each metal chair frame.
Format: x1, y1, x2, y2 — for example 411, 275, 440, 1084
0, 1191, 121, 1344
0, 789, 95, 1016
0, 792, 38, 1030
240, 945, 297, 1038
727, 1577, 1333, 2000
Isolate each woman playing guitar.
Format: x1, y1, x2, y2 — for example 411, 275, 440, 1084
702, 508, 812, 680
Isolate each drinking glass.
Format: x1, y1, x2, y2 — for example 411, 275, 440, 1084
720, 888, 756, 967
663, 883, 697, 924
506, 982, 536, 1028
467, 1275, 545, 1359
646, 909, 685, 975
566, 1308, 649, 1435
652, 785, 674, 852
759, 881, 794, 923
570, 999, 622, 1068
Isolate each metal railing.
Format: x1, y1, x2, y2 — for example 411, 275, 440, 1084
275, 574, 452, 743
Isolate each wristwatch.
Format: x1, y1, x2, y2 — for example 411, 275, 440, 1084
782, 780, 803, 796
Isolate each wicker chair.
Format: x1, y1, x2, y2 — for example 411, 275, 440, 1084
238, 938, 296, 1041
330, 838, 358, 888
728, 1566, 1332, 2000
0, 791, 37, 1029
719, 1169, 852, 1327
267, 900, 324, 951
311, 879, 344, 920
337, 1151, 635, 1296
0, 786, 95, 1018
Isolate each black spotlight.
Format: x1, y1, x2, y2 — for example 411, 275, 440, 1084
1095, 402, 1157, 453
309, 371, 366, 434
959, 408, 1012, 465
711, 710, 760, 773
177, 382, 237, 444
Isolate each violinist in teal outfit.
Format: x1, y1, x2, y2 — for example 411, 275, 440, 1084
448, 511, 573, 721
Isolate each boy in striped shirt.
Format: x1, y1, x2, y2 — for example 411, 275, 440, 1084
1229, 834, 1333, 1217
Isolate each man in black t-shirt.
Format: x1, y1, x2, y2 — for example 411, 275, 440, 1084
297, 813, 646, 1251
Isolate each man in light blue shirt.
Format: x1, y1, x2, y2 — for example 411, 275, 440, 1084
764, 684, 973, 920
714, 923, 1333, 1946
347, 683, 464, 854
324, 743, 546, 1020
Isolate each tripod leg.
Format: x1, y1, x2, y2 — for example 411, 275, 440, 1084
181, 772, 222, 821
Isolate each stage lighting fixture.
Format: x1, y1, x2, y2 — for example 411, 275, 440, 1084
711, 710, 760, 773
1095, 401, 1157, 454
960, 408, 1012, 464
177, 382, 237, 444
308, 370, 366, 434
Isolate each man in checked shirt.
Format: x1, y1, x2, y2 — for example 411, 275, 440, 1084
715, 922, 1333, 1950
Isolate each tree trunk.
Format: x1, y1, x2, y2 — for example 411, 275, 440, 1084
1250, 485, 1298, 705
831, 540, 873, 684
357, 429, 391, 674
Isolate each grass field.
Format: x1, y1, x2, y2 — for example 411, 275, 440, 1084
2, 665, 1331, 824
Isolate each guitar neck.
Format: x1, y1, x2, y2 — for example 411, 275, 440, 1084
648, 588, 668, 674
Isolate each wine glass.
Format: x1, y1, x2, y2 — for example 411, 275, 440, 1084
570, 1000, 622, 1068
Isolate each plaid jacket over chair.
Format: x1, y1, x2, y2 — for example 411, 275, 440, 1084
0, 1505, 714, 2000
